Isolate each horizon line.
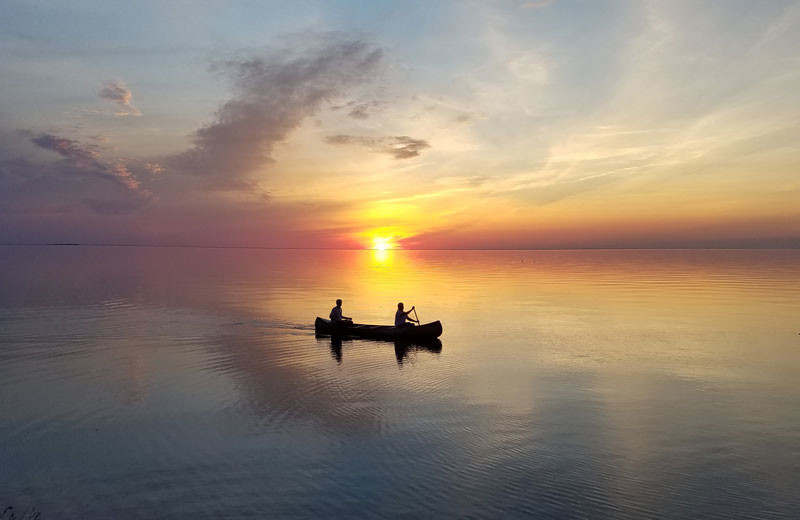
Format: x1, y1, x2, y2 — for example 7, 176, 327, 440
1, 242, 798, 252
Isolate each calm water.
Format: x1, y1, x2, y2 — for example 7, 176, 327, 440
1, 246, 799, 519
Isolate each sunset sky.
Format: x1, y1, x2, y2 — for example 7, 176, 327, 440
1, 0, 799, 249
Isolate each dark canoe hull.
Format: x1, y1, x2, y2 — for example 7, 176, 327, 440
315, 317, 443, 341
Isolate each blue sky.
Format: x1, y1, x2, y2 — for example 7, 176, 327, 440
1, 0, 799, 248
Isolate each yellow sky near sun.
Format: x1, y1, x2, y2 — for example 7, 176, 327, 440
253, 103, 800, 249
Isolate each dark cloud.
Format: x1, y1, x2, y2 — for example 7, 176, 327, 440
31, 133, 146, 191
166, 37, 384, 188
0, 132, 153, 215
31, 133, 101, 164
98, 80, 141, 116
325, 134, 431, 159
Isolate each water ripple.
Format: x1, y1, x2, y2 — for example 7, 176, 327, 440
1, 248, 799, 519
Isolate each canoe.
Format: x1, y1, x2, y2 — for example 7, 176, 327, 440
314, 317, 443, 341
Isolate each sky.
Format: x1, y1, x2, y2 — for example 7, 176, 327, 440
1, 0, 799, 249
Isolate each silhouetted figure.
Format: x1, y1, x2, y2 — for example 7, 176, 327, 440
395, 302, 418, 328
329, 299, 352, 323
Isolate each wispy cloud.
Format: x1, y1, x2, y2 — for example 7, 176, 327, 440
342, 100, 386, 119
20, 132, 153, 214
330, 99, 386, 119
166, 36, 384, 189
31, 134, 101, 164
325, 134, 430, 159
98, 80, 141, 116
435, 175, 489, 187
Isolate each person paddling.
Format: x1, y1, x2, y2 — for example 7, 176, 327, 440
330, 299, 352, 324
395, 302, 419, 328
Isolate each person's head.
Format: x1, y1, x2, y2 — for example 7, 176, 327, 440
336, 299, 342, 307
397, 302, 404, 310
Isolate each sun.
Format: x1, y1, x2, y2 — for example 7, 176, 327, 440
372, 236, 394, 251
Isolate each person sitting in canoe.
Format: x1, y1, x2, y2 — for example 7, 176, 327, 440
395, 302, 419, 328
330, 299, 352, 324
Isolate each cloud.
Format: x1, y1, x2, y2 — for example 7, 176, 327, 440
31, 132, 151, 195
98, 80, 142, 116
349, 101, 385, 120
325, 134, 431, 159
435, 175, 489, 187
166, 37, 384, 189
3, 132, 155, 214
31, 133, 101, 164
145, 162, 164, 175
107, 161, 142, 191
31, 133, 103, 169
330, 100, 385, 119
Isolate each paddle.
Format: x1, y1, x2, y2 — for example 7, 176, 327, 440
413, 307, 420, 326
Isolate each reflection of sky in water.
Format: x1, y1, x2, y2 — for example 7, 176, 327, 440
0, 246, 799, 518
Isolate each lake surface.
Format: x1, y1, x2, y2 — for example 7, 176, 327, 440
1, 246, 799, 519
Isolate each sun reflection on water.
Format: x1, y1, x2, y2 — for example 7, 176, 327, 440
372, 247, 392, 265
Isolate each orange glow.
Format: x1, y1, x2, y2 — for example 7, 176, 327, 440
372, 236, 393, 250
371, 247, 392, 265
